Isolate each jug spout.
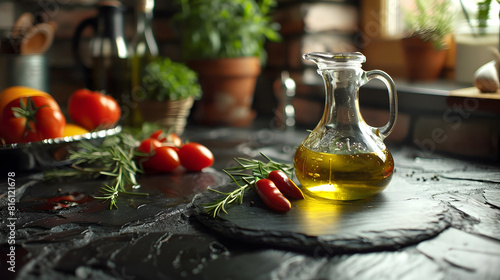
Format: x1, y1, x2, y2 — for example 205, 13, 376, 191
303, 52, 366, 70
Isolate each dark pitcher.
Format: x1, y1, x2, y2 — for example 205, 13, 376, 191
72, 0, 129, 103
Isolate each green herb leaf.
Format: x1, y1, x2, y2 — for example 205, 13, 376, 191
48, 133, 148, 209
202, 153, 293, 217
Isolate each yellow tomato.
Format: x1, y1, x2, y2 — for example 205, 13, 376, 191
63, 123, 90, 137
0, 86, 56, 118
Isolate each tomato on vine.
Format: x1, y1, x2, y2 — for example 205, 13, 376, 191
0, 96, 66, 143
150, 130, 182, 147
166, 133, 182, 147
0, 86, 52, 123
137, 138, 162, 154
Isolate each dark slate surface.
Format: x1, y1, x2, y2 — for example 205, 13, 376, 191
194, 183, 450, 254
1, 127, 500, 280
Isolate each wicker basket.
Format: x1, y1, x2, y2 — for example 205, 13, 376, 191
138, 97, 194, 135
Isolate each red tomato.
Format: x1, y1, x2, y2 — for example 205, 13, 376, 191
68, 89, 120, 131
150, 130, 182, 147
168, 146, 180, 154
150, 129, 167, 142
137, 138, 162, 154
178, 142, 214, 171
142, 146, 180, 173
255, 179, 291, 212
0, 96, 66, 143
268, 170, 304, 199
0, 86, 53, 123
167, 133, 182, 147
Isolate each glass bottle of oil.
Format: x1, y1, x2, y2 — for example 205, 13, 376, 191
84, 1, 130, 102
128, 0, 159, 126
294, 52, 398, 200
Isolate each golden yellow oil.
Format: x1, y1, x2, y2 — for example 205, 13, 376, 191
294, 144, 394, 200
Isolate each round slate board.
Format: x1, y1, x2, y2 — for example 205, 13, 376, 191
194, 184, 451, 255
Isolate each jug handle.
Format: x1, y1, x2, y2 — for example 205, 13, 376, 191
365, 70, 398, 140
71, 17, 97, 88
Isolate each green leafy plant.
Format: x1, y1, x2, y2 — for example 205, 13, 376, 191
459, 0, 500, 36
404, 0, 454, 50
477, 0, 493, 29
142, 57, 202, 102
173, 0, 281, 61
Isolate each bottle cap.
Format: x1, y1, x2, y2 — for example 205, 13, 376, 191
137, 0, 154, 13
98, 1, 122, 8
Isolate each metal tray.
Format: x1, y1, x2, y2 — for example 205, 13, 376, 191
0, 126, 122, 172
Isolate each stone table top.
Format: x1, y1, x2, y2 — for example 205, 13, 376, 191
1, 126, 499, 280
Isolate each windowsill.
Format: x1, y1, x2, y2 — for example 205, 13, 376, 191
393, 79, 465, 96
360, 79, 500, 117
366, 78, 464, 97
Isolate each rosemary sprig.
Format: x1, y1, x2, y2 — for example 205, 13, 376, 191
203, 170, 253, 217
203, 153, 293, 218
47, 133, 148, 209
225, 153, 293, 178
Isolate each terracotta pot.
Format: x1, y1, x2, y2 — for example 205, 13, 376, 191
401, 36, 448, 81
188, 57, 261, 126
138, 97, 194, 135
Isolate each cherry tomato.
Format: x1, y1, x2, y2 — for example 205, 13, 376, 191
167, 133, 182, 147
268, 170, 304, 199
150, 129, 167, 142
178, 142, 214, 171
68, 89, 121, 131
137, 138, 162, 154
142, 146, 180, 173
150, 130, 182, 147
167, 145, 180, 154
255, 179, 291, 212
0, 96, 66, 143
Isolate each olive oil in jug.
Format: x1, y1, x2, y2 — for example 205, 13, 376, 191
293, 52, 398, 200
294, 144, 394, 200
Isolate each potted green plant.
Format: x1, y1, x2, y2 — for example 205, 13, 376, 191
401, 0, 454, 81
455, 0, 500, 83
173, 0, 280, 126
137, 57, 202, 134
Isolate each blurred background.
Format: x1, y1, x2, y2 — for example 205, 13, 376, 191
0, 0, 499, 160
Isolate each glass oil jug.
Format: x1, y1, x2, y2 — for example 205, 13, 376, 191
294, 52, 398, 201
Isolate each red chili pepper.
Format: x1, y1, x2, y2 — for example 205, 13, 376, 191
255, 179, 291, 212
268, 170, 304, 199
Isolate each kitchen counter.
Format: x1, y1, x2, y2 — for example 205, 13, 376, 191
1, 125, 500, 280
